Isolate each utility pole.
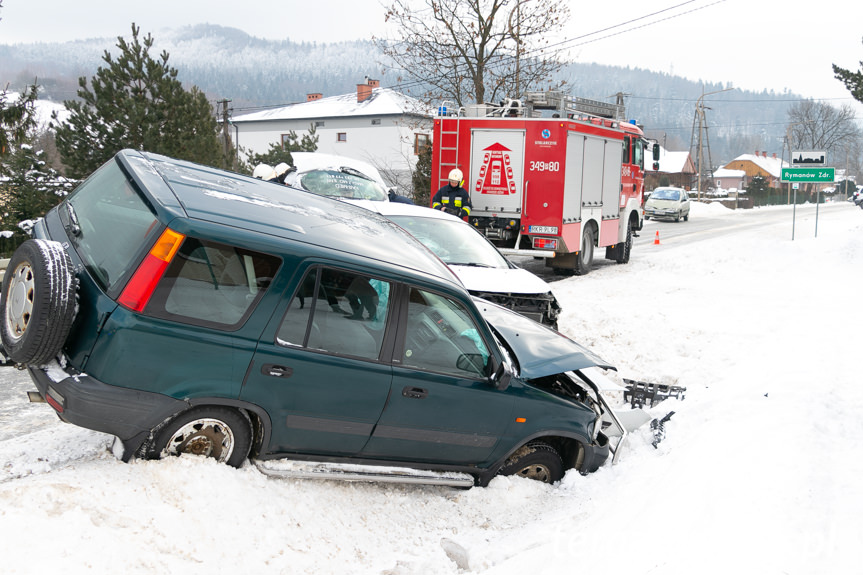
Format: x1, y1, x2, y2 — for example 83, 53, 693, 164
689, 87, 732, 201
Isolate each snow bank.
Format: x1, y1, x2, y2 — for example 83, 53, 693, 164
0, 203, 860, 574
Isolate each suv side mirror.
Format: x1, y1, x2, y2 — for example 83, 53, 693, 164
489, 359, 512, 391
652, 144, 661, 162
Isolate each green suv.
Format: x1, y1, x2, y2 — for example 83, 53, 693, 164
1, 150, 619, 486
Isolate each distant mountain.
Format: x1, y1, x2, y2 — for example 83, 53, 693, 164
0, 24, 798, 165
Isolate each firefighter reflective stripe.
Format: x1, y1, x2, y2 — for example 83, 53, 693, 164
462, 206, 471, 215
454, 197, 462, 207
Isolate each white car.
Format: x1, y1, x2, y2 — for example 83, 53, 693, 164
283, 153, 561, 326
284, 152, 416, 203
362, 202, 561, 328
644, 186, 691, 222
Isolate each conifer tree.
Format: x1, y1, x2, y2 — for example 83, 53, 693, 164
239, 125, 319, 174
53, 24, 224, 178
0, 86, 37, 158
0, 138, 74, 254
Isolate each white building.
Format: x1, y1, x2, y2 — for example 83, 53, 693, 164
231, 78, 433, 191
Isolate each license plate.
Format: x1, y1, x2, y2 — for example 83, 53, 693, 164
528, 225, 559, 235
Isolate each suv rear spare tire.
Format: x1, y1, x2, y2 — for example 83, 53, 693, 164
0, 239, 77, 366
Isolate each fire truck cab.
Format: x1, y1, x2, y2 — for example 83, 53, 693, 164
432, 91, 648, 275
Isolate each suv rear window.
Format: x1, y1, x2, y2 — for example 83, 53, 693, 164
145, 238, 281, 330
63, 160, 158, 292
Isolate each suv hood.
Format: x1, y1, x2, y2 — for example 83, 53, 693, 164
474, 298, 614, 379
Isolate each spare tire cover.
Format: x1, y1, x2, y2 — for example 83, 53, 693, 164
0, 239, 77, 366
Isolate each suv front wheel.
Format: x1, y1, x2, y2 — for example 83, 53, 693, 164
0, 239, 77, 366
497, 442, 564, 483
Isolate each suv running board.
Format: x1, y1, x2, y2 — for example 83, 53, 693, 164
254, 459, 476, 488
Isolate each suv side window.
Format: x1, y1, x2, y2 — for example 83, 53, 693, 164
401, 288, 490, 378
146, 238, 280, 329
277, 267, 392, 360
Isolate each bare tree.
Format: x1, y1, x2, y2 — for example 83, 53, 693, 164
378, 0, 569, 107
787, 100, 861, 153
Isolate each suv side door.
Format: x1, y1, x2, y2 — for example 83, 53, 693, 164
361, 285, 514, 465
241, 264, 396, 456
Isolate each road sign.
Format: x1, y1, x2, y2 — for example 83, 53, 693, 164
780, 167, 835, 183
791, 150, 826, 167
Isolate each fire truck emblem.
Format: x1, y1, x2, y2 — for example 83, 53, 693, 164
475, 143, 516, 195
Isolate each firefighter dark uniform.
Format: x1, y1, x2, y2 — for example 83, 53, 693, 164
432, 183, 472, 218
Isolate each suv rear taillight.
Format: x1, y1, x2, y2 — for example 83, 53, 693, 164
118, 228, 185, 312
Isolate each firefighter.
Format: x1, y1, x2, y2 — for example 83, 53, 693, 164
252, 163, 276, 180
272, 162, 295, 184
432, 168, 471, 218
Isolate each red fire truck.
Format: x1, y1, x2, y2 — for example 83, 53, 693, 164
432, 91, 651, 275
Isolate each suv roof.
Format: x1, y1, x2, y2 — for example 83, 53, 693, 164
121, 150, 456, 284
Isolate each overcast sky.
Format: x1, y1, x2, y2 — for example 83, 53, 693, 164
1, 0, 862, 108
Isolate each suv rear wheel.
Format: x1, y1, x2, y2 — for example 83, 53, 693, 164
498, 442, 564, 483
0, 239, 77, 365
147, 407, 252, 468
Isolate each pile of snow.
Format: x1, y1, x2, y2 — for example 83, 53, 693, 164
0, 202, 860, 574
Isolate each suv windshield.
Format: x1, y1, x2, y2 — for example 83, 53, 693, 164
296, 169, 388, 201
388, 215, 510, 269
61, 160, 159, 292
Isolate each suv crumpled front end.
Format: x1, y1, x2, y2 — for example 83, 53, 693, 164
475, 298, 623, 475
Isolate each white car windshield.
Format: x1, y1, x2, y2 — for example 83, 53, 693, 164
651, 189, 680, 201
388, 215, 510, 269
295, 168, 389, 201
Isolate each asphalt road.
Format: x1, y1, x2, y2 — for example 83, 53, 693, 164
511, 201, 855, 282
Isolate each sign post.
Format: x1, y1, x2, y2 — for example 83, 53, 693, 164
780, 167, 835, 240
780, 167, 835, 183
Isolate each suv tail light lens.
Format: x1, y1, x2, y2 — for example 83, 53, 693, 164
118, 228, 185, 312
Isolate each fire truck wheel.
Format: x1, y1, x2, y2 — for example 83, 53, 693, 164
574, 228, 594, 276
615, 223, 633, 264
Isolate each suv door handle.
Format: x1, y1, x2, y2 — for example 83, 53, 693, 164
402, 386, 428, 399
262, 364, 293, 378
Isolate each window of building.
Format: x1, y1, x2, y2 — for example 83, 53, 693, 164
414, 133, 431, 155
371, 119, 381, 126
337, 132, 347, 142
314, 121, 325, 128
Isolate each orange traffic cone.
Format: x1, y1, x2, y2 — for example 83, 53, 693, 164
654, 230, 661, 245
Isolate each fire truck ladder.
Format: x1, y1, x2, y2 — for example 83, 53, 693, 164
436, 101, 461, 190
522, 91, 625, 122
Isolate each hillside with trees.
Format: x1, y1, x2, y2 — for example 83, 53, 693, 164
1, 24, 802, 164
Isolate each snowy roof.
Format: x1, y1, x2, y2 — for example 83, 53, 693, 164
646, 146, 694, 174
714, 168, 746, 178
724, 153, 788, 177
232, 88, 433, 123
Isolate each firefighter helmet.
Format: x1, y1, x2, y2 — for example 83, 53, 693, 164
448, 168, 463, 183
252, 163, 274, 179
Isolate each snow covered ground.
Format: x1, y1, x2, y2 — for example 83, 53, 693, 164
1, 201, 860, 574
